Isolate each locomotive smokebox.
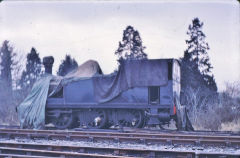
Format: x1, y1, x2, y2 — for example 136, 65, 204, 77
43, 56, 54, 74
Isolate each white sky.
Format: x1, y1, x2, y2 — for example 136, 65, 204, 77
0, 0, 239, 91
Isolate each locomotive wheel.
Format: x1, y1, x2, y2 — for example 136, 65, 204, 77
129, 110, 144, 128
54, 113, 73, 129
86, 109, 108, 129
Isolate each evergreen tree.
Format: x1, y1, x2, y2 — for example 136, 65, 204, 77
184, 18, 217, 91
181, 18, 217, 109
19, 47, 41, 96
115, 26, 147, 60
57, 55, 78, 76
0, 40, 19, 123
181, 51, 202, 91
0, 40, 14, 99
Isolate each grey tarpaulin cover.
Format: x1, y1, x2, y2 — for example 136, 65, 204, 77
17, 60, 102, 129
48, 60, 102, 97
17, 75, 53, 129
93, 59, 168, 103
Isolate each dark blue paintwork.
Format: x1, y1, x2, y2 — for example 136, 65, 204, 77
47, 59, 180, 118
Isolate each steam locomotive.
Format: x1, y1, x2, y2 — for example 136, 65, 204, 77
44, 58, 192, 130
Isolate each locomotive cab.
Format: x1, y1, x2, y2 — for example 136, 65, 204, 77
145, 59, 180, 126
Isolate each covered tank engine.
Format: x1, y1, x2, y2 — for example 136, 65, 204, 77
45, 58, 193, 130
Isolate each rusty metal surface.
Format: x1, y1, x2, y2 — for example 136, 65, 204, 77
0, 128, 240, 148
0, 141, 239, 158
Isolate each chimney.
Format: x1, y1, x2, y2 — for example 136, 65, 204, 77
43, 56, 54, 74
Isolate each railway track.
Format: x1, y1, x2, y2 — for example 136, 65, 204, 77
1, 124, 239, 136
0, 128, 239, 157
0, 128, 240, 147
0, 141, 239, 158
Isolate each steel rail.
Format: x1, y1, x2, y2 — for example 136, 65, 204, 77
1, 124, 240, 136
0, 141, 239, 158
1, 128, 240, 140
0, 146, 134, 158
2, 128, 240, 140
0, 154, 56, 158
0, 128, 240, 147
